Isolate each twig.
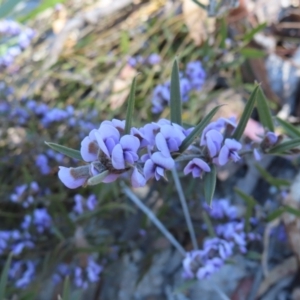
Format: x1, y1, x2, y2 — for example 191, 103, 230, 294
121, 182, 186, 256
172, 168, 199, 250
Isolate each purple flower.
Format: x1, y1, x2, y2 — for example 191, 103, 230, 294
205, 199, 238, 220
33, 208, 52, 233
9, 260, 35, 288
155, 124, 185, 157
253, 148, 262, 161
144, 152, 175, 181
86, 194, 97, 210
203, 238, 233, 260
147, 53, 161, 65
261, 131, 278, 149
52, 263, 71, 284
183, 158, 210, 178
131, 167, 146, 188
218, 139, 242, 166
35, 154, 51, 174
196, 257, 223, 279
182, 250, 203, 279
180, 77, 192, 102
185, 61, 206, 90
200, 119, 226, 146
80, 129, 99, 162
111, 135, 140, 169
151, 83, 170, 113
204, 129, 223, 158
58, 165, 91, 189
94, 124, 120, 158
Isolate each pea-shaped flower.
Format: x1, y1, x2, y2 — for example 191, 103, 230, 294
218, 138, 242, 166
204, 129, 223, 158
111, 135, 140, 170
143, 152, 175, 181
183, 158, 210, 178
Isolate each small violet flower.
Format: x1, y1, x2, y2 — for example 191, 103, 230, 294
183, 158, 210, 178
218, 139, 242, 166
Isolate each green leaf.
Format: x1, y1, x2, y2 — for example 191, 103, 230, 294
275, 117, 300, 138
62, 277, 70, 300
45, 142, 82, 160
87, 170, 109, 186
255, 164, 290, 188
240, 48, 266, 58
120, 31, 130, 54
170, 57, 182, 126
243, 23, 267, 43
268, 138, 300, 154
179, 105, 222, 153
284, 205, 300, 217
0, 0, 23, 18
266, 207, 285, 221
256, 87, 274, 131
124, 75, 138, 134
190, 0, 207, 9
234, 188, 257, 232
204, 165, 216, 206
0, 252, 13, 300
232, 85, 259, 141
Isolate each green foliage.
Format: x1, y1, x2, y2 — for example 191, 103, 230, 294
87, 170, 109, 185
268, 138, 300, 154
125, 75, 138, 134
240, 48, 266, 58
170, 58, 182, 125
255, 164, 290, 188
45, 142, 83, 160
0, 252, 13, 300
256, 87, 275, 132
243, 23, 267, 43
232, 85, 259, 141
204, 164, 216, 206
275, 117, 300, 138
179, 106, 222, 153
267, 205, 300, 222
62, 277, 70, 300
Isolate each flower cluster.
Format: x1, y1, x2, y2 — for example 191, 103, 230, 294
72, 194, 97, 215
127, 53, 161, 67
10, 182, 40, 208
53, 256, 103, 289
9, 260, 36, 289
151, 61, 206, 113
58, 116, 263, 188
0, 20, 35, 68
183, 199, 261, 280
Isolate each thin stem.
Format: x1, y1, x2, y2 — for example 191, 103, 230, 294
171, 168, 199, 250
121, 183, 186, 257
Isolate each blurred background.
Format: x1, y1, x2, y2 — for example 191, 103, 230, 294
1, 0, 300, 299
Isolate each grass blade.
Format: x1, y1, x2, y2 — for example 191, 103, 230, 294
204, 164, 216, 206
124, 75, 138, 134
232, 85, 259, 141
256, 87, 274, 131
234, 188, 257, 232
170, 57, 182, 125
268, 138, 300, 154
62, 276, 70, 300
45, 142, 82, 160
179, 105, 222, 153
255, 164, 290, 188
243, 22, 267, 43
0, 252, 13, 300
275, 117, 300, 138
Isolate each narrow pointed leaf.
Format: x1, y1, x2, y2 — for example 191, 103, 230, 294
179, 105, 222, 153
0, 252, 13, 300
268, 138, 300, 154
45, 142, 82, 160
234, 188, 256, 232
256, 87, 274, 131
62, 277, 70, 300
255, 164, 290, 188
232, 85, 259, 141
87, 170, 109, 185
170, 58, 182, 125
275, 117, 300, 138
191, 0, 207, 10
124, 75, 138, 134
204, 164, 216, 206
243, 22, 267, 43
284, 205, 300, 217
267, 205, 300, 222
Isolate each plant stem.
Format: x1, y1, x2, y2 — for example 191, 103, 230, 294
121, 183, 186, 257
171, 168, 199, 250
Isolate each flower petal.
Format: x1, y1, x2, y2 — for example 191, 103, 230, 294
144, 159, 155, 181
120, 135, 140, 152
155, 132, 170, 157
112, 144, 125, 170
131, 167, 146, 188
151, 152, 174, 170
58, 166, 88, 189
218, 145, 230, 166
